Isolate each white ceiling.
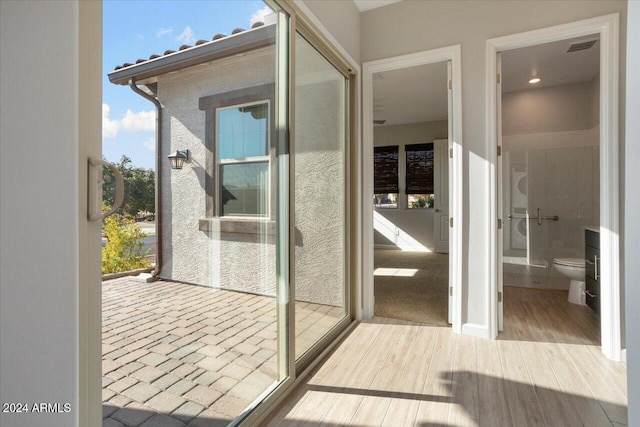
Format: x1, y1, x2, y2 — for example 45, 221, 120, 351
373, 61, 448, 126
501, 35, 600, 93
353, 0, 404, 12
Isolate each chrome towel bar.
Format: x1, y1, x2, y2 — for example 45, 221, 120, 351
507, 208, 559, 225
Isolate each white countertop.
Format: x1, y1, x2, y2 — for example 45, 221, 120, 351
585, 226, 600, 233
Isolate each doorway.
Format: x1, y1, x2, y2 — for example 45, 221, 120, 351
487, 14, 622, 360
498, 35, 601, 345
371, 62, 450, 326
362, 46, 463, 333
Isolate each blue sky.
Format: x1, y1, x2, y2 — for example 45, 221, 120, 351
102, 0, 273, 170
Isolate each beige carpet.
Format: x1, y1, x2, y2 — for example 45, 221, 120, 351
374, 249, 449, 326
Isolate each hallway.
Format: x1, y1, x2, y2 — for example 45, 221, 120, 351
267, 289, 626, 426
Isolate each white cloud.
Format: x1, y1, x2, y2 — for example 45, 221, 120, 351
156, 27, 173, 38
136, 33, 144, 40
176, 26, 195, 44
250, 6, 273, 27
142, 137, 155, 152
121, 109, 155, 132
102, 103, 120, 138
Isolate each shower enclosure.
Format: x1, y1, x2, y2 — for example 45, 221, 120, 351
502, 146, 599, 275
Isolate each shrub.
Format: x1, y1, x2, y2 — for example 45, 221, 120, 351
102, 211, 150, 274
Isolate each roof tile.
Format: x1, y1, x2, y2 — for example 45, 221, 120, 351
113, 21, 266, 71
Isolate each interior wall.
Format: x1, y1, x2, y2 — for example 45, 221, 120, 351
502, 79, 598, 135
0, 1, 82, 426
299, 0, 361, 63
361, 0, 627, 331
625, 0, 639, 423
373, 120, 448, 250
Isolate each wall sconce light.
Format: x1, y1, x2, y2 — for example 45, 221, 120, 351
168, 150, 190, 170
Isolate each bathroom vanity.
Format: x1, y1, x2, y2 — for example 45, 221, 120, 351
585, 228, 600, 315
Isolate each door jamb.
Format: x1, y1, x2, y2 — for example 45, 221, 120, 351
486, 13, 621, 360
362, 45, 463, 333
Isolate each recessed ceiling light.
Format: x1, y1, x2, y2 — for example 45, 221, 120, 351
529, 77, 541, 84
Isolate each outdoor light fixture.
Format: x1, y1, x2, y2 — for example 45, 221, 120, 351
168, 150, 190, 170
529, 77, 541, 84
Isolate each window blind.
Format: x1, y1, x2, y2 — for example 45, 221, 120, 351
405, 143, 434, 194
373, 145, 399, 193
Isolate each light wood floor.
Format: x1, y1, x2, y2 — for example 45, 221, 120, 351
266, 286, 627, 426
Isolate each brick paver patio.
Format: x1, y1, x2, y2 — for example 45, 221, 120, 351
102, 277, 344, 427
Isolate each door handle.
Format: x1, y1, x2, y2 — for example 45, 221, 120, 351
435, 208, 440, 212
88, 158, 124, 221
594, 255, 599, 281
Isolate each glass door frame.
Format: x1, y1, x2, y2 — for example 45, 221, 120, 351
236, 1, 358, 425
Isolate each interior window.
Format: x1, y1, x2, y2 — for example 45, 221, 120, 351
405, 143, 434, 209
374, 145, 399, 208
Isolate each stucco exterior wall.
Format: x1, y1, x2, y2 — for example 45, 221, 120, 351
156, 45, 345, 306
294, 75, 347, 308
157, 47, 278, 296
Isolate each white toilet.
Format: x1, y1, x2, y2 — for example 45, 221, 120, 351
553, 258, 586, 305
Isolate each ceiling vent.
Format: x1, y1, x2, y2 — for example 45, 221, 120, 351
373, 120, 386, 125
566, 39, 598, 53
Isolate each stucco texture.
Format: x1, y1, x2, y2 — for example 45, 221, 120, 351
156, 42, 347, 307
293, 33, 348, 308
158, 47, 278, 296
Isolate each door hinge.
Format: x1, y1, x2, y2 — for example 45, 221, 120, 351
449, 217, 453, 228
498, 218, 502, 229
497, 145, 502, 157
449, 286, 453, 297
497, 73, 501, 84
449, 148, 453, 159
448, 79, 453, 90
498, 291, 503, 303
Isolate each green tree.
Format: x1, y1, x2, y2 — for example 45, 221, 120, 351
102, 209, 151, 274
103, 155, 155, 219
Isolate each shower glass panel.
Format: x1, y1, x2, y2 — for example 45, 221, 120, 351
294, 31, 349, 361
503, 146, 599, 272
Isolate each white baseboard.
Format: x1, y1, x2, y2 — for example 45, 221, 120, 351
621, 348, 626, 363
461, 323, 490, 338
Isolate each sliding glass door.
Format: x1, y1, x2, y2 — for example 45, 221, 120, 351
102, 1, 354, 425
293, 32, 351, 363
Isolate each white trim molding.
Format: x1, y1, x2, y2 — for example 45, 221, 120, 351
486, 13, 621, 361
461, 323, 489, 338
362, 45, 463, 334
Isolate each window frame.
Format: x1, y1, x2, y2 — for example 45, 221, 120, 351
216, 99, 271, 218
199, 83, 276, 226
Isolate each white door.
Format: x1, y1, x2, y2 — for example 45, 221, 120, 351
497, 52, 504, 331
434, 138, 449, 254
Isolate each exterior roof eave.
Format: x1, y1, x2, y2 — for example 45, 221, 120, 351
108, 24, 275, 86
